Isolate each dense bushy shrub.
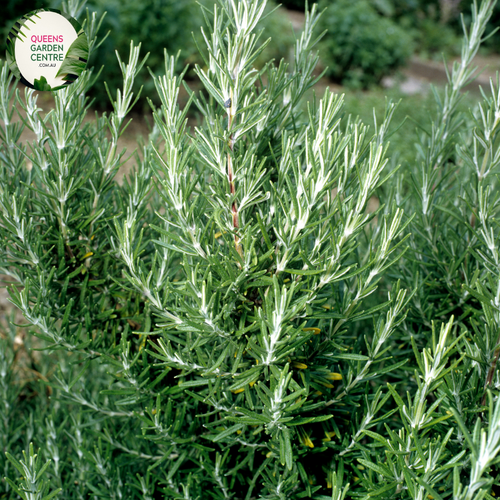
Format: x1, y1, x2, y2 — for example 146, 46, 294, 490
317, 0, 414, 88
3, 0, 500, 498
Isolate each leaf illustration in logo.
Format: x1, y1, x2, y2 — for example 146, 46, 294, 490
56, 34, 89, 83
33, 76, 52, 91
5, 11, 41, 82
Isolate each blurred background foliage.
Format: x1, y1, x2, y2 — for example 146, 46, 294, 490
1, 0, 499, 99
77, 0, 295, 110
282, 0, 500, 84
316, 0, 415, 88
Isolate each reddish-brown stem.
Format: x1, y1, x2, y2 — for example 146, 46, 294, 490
470, 212, 476, 230
482, 330, 500, 406
227, 92, 243, 258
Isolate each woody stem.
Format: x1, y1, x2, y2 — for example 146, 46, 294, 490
227, 90, 243, 258
482, 328, 500, 406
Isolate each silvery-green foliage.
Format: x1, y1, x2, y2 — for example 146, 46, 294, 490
2, 0, 500, 498
353, 0, 500, 498
110, 1, 410, 496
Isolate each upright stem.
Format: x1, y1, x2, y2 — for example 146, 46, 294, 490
470, 150, 490, 231
482, 329, 500, 406
227, 88, 243, 258
59, 201, 74, 260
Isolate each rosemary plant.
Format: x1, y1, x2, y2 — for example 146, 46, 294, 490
2, 0, 500, 498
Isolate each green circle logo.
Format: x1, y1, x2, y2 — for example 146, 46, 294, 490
6, 9, 88, 91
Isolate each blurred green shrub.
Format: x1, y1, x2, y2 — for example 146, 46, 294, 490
373, 0, 500, 57
317, 0, 414, 88
79, 0, 294, 111
82, 0, 201, 110
416, 17, 461, 55
385, 0, 462, 56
